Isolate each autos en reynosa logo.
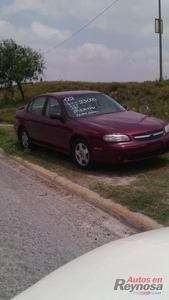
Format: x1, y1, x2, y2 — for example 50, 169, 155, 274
114, 277, 163, 295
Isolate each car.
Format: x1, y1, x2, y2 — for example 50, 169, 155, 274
14, 90, 169, 170
11, 227, 169, 299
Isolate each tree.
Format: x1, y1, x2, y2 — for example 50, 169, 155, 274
0, 38, 46, 101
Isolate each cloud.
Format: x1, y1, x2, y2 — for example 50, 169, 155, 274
0, 0, 169, 82
1, 0, 169, 40
0, 19, 31, 42
0, 0, 62, 18
0, 19, 72, 48
0, 19, 15, 38
31, 22, 72, 42
44, 43, 169, 82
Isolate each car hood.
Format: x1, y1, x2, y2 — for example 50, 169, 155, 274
11, 227, 169, 300
76, 111, 166, 134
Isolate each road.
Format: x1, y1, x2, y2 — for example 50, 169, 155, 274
0, 154, 137, 300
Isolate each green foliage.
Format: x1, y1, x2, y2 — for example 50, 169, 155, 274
0, 38, 46, 100
0, 108, 16, 123
0, 79, 169, 123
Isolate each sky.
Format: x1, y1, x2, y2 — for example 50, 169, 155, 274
0, 0, 169, 83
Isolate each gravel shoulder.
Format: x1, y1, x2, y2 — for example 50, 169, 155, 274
0, 155, 137, 300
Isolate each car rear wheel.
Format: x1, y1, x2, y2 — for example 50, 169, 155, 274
20, 128, 32, 149
72, 138, 94, 170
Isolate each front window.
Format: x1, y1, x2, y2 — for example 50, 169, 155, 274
45, 97, 62, 117
62, 93, 125, 118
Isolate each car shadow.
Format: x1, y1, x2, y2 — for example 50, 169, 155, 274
21, 143, 169, 179
93, 155, 169, 177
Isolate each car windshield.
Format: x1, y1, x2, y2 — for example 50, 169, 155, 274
62, 93, 126, 118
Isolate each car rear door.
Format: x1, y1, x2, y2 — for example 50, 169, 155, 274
25, 96, 47, 142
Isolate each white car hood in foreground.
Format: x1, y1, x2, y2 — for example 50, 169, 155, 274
11, 227, 169, 300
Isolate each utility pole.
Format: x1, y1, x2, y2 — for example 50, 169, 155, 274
155, 0, 163, 81
159, 0, 163, 81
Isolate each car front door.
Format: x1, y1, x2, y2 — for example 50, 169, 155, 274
42, 96, 71, 152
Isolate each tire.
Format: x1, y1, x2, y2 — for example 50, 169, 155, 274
72, 138, 94, 170
20, 127, 32, 149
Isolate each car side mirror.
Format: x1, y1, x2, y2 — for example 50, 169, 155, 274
50, 113, 65, 122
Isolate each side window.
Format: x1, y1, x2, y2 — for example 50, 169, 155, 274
28, 97, 46, 115
45, 97, 62, 117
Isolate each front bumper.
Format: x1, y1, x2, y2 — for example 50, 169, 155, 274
92, 134, 169, 164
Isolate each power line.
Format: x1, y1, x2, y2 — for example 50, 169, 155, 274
44, 0, 119, 55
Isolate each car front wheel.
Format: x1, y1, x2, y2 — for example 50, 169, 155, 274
20, 128, 32, 149
72, 138, 94, 170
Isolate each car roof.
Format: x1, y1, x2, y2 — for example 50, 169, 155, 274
38, 90, 101, 97
11, 227, 169, 300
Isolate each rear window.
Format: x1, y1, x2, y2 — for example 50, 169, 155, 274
28, 97, 46, 115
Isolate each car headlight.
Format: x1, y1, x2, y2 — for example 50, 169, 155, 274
103, 134, 130, 142
165, 124, 169, 133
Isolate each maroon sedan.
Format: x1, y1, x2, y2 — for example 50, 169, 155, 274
14, 90, 169, 169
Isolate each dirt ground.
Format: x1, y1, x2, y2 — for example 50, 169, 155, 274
72, 172, 137, 189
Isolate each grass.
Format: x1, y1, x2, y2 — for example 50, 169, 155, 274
1, 126, 169, 226
1, 79, 169, 225
0, 108, 16, 123
90, 166, 169, 225
0, 126, 89, 181
0, 79, 169, 123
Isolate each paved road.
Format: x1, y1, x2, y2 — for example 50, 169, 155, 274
0, 154, 137, 300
